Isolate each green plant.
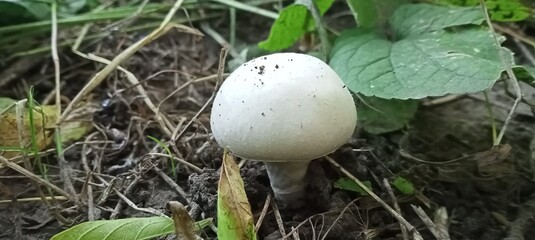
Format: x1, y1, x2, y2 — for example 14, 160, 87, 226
258, 0, 529, 134
51, 216, 212, 240
434, 0, 530, 22
147, 135, 177, 178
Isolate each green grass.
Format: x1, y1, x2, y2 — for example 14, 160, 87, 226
147, 135, 177, 178
27, 86, 49, 179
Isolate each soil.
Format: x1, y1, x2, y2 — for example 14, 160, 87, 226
1, 7, 535, 240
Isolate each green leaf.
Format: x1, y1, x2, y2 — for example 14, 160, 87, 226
390, 4, 483, 38
258, 0, 334, 51
330, 4, 514, 99
59, 0, 87, 16
0, 0, 50, 25
51, 216, 212, 240
391, 177, 415, 195
513, 66, 535, 87
217, 150, 256, 240
358, 96, 418, 134
346, 0, 378, 29
334, 178, 372, 195
258, 5, 308, 51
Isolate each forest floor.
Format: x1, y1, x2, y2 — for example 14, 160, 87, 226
1, 2, 535, 240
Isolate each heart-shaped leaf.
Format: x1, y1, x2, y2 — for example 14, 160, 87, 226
330, 4, 514, 99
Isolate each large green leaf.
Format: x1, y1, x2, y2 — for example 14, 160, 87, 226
51, 217, 211, 240
330, 4, 514, 99
357, 96, 418, 134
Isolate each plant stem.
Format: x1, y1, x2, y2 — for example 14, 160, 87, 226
301, 0, 331, 61
483, 91, 498, 145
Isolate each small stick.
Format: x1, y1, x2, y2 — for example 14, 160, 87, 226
319, 198, 360, 240
81, 134, 97, 221
433, 207, 450, 239
149, 153, 203, 173
271, 198, 287, 237
0, 196, 68, 204
383, 179, 409, 240
113, 188, 165, 217
255, 194, 272, 232
0, 156, 72, 200
108, 175, 141, 219
172, 45, 229, 142
479, 0, 522, 145
291, 226, 300, 240
153, 166, 190, 205
325, 156, 423, 240
411, 205, 450, 240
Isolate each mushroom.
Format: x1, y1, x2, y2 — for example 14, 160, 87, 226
210, 53, 357, 207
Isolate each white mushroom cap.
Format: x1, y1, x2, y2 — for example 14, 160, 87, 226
210, 53, 357, 162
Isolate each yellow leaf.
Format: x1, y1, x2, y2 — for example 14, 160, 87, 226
217, 149, 257, 240
0, 97, 97, 167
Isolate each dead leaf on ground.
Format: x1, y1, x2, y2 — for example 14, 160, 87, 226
168, 201, 202, 240
217, 149, 257, 240
0, 97, 98, 167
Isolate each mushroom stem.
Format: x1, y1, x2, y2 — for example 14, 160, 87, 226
264, 161, 310, 208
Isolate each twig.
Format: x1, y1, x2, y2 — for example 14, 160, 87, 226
149, 153, 203, 173
325, 156, 423, 240
60, 0, 196, 124
255, 194, 272, 232
210, 0, 278, 19
421, 95, 464, 106
157, 73, 226, 115
171, 45, 229, 142
13, 101, 71, 224
153, 166, 191, 205
0, 196, 68, 204
81, 132, 98, 221
492, 24, 535, 48
271, 197, 287, 237
0, 156, 72, 200
319, 198, 360, 240
433, 207, 450, 239
51, 0, 78, 199
411, 205, 450, 240
383, 179, 409, 240
300, 0, 330, 60
107, 177, 136, 219
479, 0, 522, 145
200, 23, 240, 59
114, 188, 165, 216
513, 38, 535, 67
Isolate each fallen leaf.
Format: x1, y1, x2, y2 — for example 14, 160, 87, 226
168, 201, 199, 240
0, 97, 97, 167
217, 149, 257, 240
